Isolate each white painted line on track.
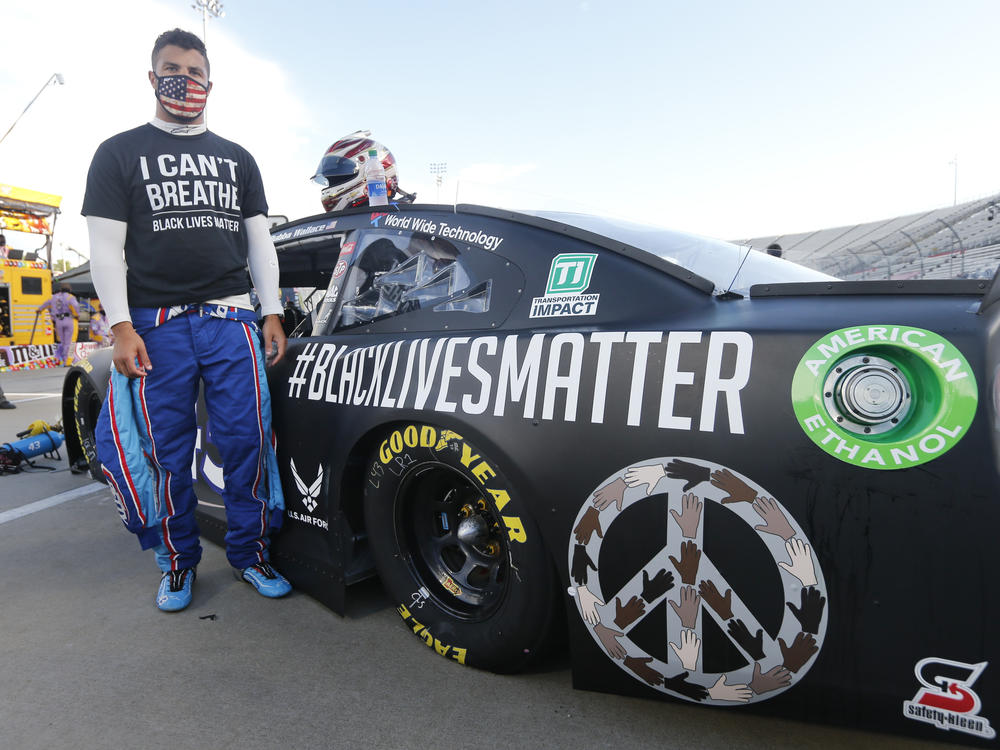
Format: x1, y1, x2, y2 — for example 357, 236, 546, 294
0, 484, 106, 525
6, 392, 61, 404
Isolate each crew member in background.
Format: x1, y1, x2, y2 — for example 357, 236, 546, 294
37, 282, 80, 366
0, 378, 14, 409
88, 304, 111, 346
83, 28, 289, 613
0, 235, 8, 259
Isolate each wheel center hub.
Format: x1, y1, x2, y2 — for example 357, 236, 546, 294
456, 514, 489, 545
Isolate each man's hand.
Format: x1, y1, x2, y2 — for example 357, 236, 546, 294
111, 322, 152, 378
262, 314, 287, 366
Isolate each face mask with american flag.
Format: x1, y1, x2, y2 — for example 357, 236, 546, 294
155, 74, 208, 120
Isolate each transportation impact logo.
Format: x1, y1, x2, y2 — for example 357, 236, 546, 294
903, 658, 995, 739
531, 252, 600, 319
545, 253, 596, 294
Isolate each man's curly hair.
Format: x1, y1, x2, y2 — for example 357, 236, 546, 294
151, 28, 210, 76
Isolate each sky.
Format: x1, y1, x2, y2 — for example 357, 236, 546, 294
1, 0, 999, 267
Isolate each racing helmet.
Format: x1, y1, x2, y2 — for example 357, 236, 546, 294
311, 130, 399, 212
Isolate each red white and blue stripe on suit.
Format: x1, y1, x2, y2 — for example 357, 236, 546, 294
96, 304, 284, 572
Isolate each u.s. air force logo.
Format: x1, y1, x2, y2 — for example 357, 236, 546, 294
568, 457, 827, 704
290, 458, 321, 512
286, 459, 328, 530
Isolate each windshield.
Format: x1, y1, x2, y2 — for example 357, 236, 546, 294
522, 211, 836, 294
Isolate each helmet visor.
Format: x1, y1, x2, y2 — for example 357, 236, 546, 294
312, 155, 359, 187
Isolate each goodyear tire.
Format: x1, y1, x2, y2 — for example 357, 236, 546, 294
364, 424, 558, 673
73, 375, 104, 480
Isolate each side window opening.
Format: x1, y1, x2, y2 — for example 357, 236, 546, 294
338, 232, 490, 329
397, 262, 471, 307
433, 279, 492, 313
287, 287, 326, 337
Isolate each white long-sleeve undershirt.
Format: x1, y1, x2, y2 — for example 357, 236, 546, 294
86, 212, 283, 327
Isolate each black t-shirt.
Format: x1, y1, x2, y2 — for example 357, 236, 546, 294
82, 124, 269, 307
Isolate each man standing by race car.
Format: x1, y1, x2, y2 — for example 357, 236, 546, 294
37, 283, 79, 366
83, 28, 291, 612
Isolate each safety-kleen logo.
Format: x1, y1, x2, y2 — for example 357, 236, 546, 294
903, 657, 995, 739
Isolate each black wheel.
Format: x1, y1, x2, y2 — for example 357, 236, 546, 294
72, 375, 103, 480
364, 424, 558, 673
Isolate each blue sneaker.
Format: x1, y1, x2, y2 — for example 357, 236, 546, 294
236, 561, 292, 598
156, 567, 196, 612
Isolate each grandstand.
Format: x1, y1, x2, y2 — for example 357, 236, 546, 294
737, 192, 1000, 281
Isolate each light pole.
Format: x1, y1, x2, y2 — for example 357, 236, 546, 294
0, 73, 64, 147
192, 0, 225, 42
949, 155, 958, 206
429, 162, 447, 203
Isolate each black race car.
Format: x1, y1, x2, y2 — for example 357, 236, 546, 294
65, 203, 1000, 745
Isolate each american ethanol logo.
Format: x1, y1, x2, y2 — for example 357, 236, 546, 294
791, 325, 977, 470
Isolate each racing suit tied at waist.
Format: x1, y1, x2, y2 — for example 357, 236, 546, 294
101, 312, 284, 548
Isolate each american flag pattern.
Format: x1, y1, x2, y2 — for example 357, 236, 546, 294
156, 74, 208, 119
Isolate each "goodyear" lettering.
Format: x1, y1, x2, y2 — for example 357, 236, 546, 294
379, 425, 438, 463
380, 425, 527, 543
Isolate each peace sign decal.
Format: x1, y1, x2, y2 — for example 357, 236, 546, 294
568, 457, 827, 704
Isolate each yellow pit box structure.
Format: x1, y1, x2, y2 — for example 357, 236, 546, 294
0, 184, 62, 347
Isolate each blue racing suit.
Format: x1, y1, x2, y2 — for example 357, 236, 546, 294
96, 304, 284, 572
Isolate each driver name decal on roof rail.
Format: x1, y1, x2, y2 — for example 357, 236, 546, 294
270, 218, 338, 243
380, 214, 505, 251
286, 331, 753, 434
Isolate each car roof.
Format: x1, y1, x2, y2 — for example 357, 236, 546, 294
521, 210, 836, 295
271, 204, 836, 296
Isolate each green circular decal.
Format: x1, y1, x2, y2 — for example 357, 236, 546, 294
791, 325, 978, 470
